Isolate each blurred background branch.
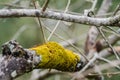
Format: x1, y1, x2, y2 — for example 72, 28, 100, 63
0, 0, 120, 80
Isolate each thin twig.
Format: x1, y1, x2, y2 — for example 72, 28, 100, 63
112, 3, 120, 16
91, 0, 97, 11
47, 21, 61, 41
94, 65, 104, 80
72, 51, 120, 80
99, 46, 120, 58
71, 53, 98, 80
97, 27, 120, 60
32, 0, 47, 43
41, 21, 88, 61
88, 71, 120, 76
80, 53, 98, 73
102, 29, 120, 37
47, 0, 71, 41
84, 0, 111, 55
98, 56, 120, 70
104, 26, 120, 35
98, 29, 120, 49
41, 0, 50, 12
3, 0, 20, 9
79, 60, 120, 79
0, 3, 24, 8
11, 25, 28, 40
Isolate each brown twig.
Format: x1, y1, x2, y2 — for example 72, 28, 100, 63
32, 0, 47, 43
41, 0, 50, 12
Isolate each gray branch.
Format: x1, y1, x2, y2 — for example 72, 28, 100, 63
0, 40, 84, 80
0, 9, 120, 26
0, 40, 38, 80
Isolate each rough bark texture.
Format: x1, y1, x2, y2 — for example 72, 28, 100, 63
0, 40, 39, 80
0, 9, 119, 26
0, 40, 85, 80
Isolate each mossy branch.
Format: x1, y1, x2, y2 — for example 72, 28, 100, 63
0, 40, 84, 80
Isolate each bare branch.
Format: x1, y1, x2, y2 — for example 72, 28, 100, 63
85, 0, 112, 54
97, 29, 120, 50
0, 9, 120, 26
88, 71, 120, 77
32, 0, 47, 43
72, 49, 120, 80
41, 0, 50, 12
30, 69, 65, 80
82, 60, 120, 79
47, 0, 71, 41
37, 70, 65, 80
97, 27, 120, 60
99, 46, 120, 57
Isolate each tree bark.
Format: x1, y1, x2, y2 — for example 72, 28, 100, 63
0, 9, 119, 26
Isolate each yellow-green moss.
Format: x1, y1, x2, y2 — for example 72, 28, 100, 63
30, 42, 80, 72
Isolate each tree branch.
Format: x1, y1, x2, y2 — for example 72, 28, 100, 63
0, 40, 85, 80
96, 29, 120, 51
0, 9, 120, 26
85, 0, 112, 56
